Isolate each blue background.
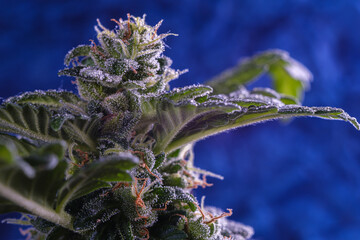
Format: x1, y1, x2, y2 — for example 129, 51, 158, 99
1, 0, 360, 239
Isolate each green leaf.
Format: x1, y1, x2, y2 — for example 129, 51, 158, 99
64, 45, 91, 66
50, 114, 75, 131
0, 135, 36, 157
149, 85, 348, 154
166, 103, 359, 153
162, 175, 187, 188
25, 142, 66, 171
89, 215, 134, 240
0, 136, 63, 177
76, 78, 109, 101
5, 90, 87, 116
151, 99, 240, 154
56, 152, 138, 212
0, 103, 99, 148
206, 50, 312, 102
158, 88, 359, 154
151, 225, 188, 240
153, 152, 166, 170
233, 87, 300, 106
70, 193, 122, 231
58, 66, 84, 79
0, 140, 72, 229
0, 140, 15, 164
187, 218, 211, 240
149, 186, 197, 211
163, 85, 213, 103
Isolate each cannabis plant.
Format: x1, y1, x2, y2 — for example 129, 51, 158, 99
0, 14, 358, 240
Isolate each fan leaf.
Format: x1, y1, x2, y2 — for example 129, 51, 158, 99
206, 50, 312, 102
0, 103, 99, 148
0, 139, 72, 229
151, 98, 240, 154
166, 103, 359, 153
5, 90, 87, 116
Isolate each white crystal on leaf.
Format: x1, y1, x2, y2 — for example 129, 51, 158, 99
163, 68, 188, 83
278, 105, 315, 114
114, 38, 130, 58
146, 57, 161, 72
285, 57, 313, 87
80, 67, 105, 81
227, 86, 287, 107
245, 94, 283, 107
265, 49, 312, 87
229, 87, 250, 98
123, 80, 146, 89
206, 95, 228, 104
80, 67, 124, 84
167, 84, 213, 101
251, 87, 281, 99
123, 59, 139, 71
199, 100, 241, 113
136, 49, 162, 59
174, 99, 198, 107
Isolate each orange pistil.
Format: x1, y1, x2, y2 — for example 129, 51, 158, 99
173, 214, 188, 223
204, 209, 233, 224
101, 113, 116, 122
72, 57, 80, 66
180, 159, 187, 166
135, 207, 149, 222
110, 18, 121, 26
187, 174, 213, 189
201, 175, 213, 188
147, 72, 154, 77
183, 170, 192, 177
71, 149, 89, 168
100, 183, 130, 198
134, 177, 148, 209
139, 227, 150, 240
133, 177, 150, 223
139, 162, 162, 182
112, 182, 130, 191
152, 201, 170, 211
89, 39, 105, 58
19, 228, 33, 240
130, 150, 145, 158
130, 150, 162, 182
122, 13, 132, 41
130, 66, 138, 74
99, 191, 109, 197
151, 23, 160, 40
195, 202, 206, 221
127, 13, 131, 33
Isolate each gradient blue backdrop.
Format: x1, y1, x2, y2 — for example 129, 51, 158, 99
1, 1, 360, 239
